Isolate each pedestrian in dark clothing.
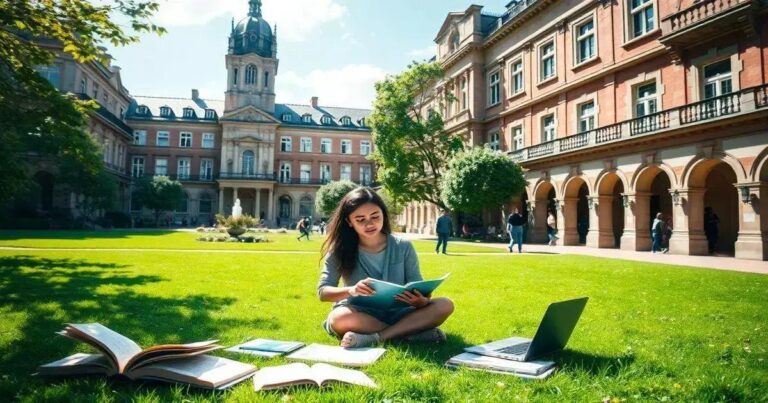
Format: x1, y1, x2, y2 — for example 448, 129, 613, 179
506, 208, 525, 253
704, 207, 720, 254
435, 210, 453, 254
651, 212, 665, 253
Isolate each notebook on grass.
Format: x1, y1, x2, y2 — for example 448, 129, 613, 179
286, 344, 386, 367
226, 339, 304, 358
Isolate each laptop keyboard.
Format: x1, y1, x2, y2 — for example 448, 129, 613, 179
496, 342, 531, 356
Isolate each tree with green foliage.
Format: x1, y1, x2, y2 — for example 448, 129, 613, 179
441, 146, 527, 213
315, 180, 359, 218
0, 0, 165, 202
377, 187, 403, 217
368, 61, 464, 209
133, 176, 183, 226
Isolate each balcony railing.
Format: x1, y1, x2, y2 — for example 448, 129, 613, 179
218, 172, 277, 181
663, 0, 747, 35
136, 173, 217, 182
507, 85, 768, 163
277, 178, 376, 186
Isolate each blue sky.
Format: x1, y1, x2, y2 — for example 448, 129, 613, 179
108, 0, 498, 109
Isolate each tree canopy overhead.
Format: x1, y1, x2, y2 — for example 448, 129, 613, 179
315, 180, 359, 218
368, 61, 464, 209
0, 0, 165, 202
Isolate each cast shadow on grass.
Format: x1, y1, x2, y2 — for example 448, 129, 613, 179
0, 229, 177, 242
548, 349, 635, 377
0, 255, 278, 399
386, 333, 472, 367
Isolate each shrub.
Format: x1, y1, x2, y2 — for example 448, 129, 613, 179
215, 213, 257, 229
315, 180, 359, 217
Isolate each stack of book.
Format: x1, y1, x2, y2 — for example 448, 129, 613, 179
445, 352, 556, 379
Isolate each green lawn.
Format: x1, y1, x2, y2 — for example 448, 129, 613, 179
0, 231, 766, 402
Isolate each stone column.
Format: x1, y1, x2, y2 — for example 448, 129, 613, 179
621, 192, 652, 251
668, 188, 708, 256
735, 182, 767, 260
561, 197, 579, 245
587, 195, 617, 248
254, 188, 261, 218
234, 142, 241, 174
218, 187, 225, 214
267, 188, 274, 225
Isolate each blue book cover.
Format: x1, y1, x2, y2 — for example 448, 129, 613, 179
234, 339, 304, 354
347, 274, 450, 309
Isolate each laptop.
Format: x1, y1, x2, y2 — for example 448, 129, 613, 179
464, 297, 588, 361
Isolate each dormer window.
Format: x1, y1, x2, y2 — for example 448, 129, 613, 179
321, 115, 333, 125
282, 113, 293, 122
204, 109, 216, 119
159, 106, 172, 117
302, 114, 313, 123
358, 118, 366, 127
182, 108, 195, 118
137, 105, 149, 115
340, 116, 352, 126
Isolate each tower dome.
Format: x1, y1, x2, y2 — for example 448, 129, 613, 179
229, 0, 275, 57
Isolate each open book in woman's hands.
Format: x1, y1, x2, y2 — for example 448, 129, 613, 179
348, 273, 450, 309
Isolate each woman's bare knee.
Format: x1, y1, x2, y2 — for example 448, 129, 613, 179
432, 298, 455, 319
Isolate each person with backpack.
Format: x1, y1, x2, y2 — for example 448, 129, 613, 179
506, 208, 525, 253
297, 216, 311, 241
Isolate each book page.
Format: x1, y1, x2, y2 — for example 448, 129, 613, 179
129, 355, 256, 389
127, 345, 222, 369
311, 363, 377, 388
253, 363, 316, 391
37, 353, 114, 377
349, 274, 449, 309
286, 344, 386, 367
64, 324, 142, 374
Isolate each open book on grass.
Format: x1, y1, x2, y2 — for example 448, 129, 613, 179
253, 363, 377, 391
348, 273, 450, 309
286, 344, 386, 367
37, 323, 257, 390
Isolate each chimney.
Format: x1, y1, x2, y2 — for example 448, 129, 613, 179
192, 89, 200, 100
310, 96, 319, 108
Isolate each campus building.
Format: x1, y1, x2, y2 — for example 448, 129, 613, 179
403, 0, 768, 261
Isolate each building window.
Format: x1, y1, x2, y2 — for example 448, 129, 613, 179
488, 70, 501, 106
340, 164, 352, 181
341, 139, 352, 154
300, 137, 312, 153
177, 158, 191, 179
511, 60, 524, 94
131, 157, 145, 178
242, 150, 255, 175
702, 59, 732, 99
300, 163, 311, 183
542, 114, 556, 142
36, 65, 60, 89
575, 18, 596, 64
205, 109, 216, 119
200, 159, 214, 180
578, 101, 596, 132
321, 115, 333, 125
199, 194, 212, 213
156, 131, 169, 147
233, 68, 238, 85
629, 0, 655, 39
280, 163, 291, 183
360, 140, 371, 156
460, 77, 467, 110
281, 136, 292, 152
180, 132, 192, 148
512, 126, 524, 151
263, 71, 270, 89
282, 113, 293, 122
360, 165, 372, 185
202, 133, 215, 148
302, 114, 312, 123
340, 116, 352, 126
320, 138, 332, 154
487, 132, 500, 151
80, 76, 88, 94
183, 108, 195, 118
320, 164, 331, 183
159, 106, 171, 117
299, 196, 313, 217
245, 64, 257, 85
634, 81, 658, 117
540, 40, 555, 81
155, 158, 168, 176
358, 117, 366, 127
133, 130, 147, 145
137, 105, 149, 115
93, 82, 99, 100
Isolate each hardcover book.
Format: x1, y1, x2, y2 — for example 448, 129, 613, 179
348, 274, 450, 309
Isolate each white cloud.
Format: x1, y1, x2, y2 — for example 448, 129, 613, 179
408, 45, 436, 59
152, 0, 347, 42
276, 64, 389, 109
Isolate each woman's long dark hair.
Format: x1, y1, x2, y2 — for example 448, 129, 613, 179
321, 187, 392, 278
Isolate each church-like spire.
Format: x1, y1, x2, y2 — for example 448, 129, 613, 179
248, 0, 262, 18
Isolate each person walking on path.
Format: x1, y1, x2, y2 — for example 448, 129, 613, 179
651, 212, 665, 253
704, 207, 720, 254
507, 208, 525, 253
547, 212, 559, 246
435, 210, 453, 255
297, 216, 311, 241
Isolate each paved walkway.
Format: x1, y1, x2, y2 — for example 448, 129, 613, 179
395, 233, 768, 275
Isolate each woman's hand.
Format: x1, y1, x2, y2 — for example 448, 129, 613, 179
395, 289, 430, 308
348, 278, 375, 297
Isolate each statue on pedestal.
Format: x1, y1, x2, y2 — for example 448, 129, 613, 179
232, 198, 242, 218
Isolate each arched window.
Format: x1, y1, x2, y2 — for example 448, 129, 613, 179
242, 150, 255, 175
280, 163, 291, 183
299, 196, 313, 217
279, 196, 292, 218
245, 64, 257, 85
177, 192, 188, 213
302, 114, 312, 123
320, 115, 333, 125
340, 116, 352, 126
199, 193, 212, 213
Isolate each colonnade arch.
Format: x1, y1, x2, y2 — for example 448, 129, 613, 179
561, 177, 590, 246
530, 181, 557, 243
588, 172, 625, 248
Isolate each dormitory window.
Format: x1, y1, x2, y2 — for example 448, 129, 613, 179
281, 136, 292, 152
202, 133, 215, 148
578, 101, 596, 132
488, 70, 500, 106
321, 138, 332, 154
341, 140, 352, 154
340, 164, 352, 181
360, 140, 371, 156
511, 60, 524, 94
320, 164, 331, 182
300, 137, 312, 152
635, 82, 658, 117
542, 114, 556, 142
576, 18, 596, 64
488, 132, 500, 151
131, 157, 145, 178
460, 78, 467, 110
183, 108, 195, 118
340, 116, 352, 126
177, 158, 191, 179
137, 106, 149, 115
302, 114, 312, 123
300, 163, 311, 183
133, 130, 147, 145
282, 113, 292, 122
156, 131, 169, 147
321, 115, 333, 125
280, 163, 291, 183
200, 159, 214, 180
245, 64, 257, 85
513, 126, 524, 151
205, 109, 216, 119
703, 59, 732, 99
540, 41, 555, 81
159, 107, 171, 117
358, 118, 366, 127
629, 0, 655, 39
360, 165, 372, 185
155, 158, 168, 176
180, 132, 192, 148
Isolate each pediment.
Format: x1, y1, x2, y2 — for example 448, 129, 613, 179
221, 105, 280, 123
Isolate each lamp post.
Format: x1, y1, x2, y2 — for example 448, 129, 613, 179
740, 186, 752, 204
622, 194, 630, 208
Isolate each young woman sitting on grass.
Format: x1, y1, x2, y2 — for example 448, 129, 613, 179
317, 187, 454, 348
